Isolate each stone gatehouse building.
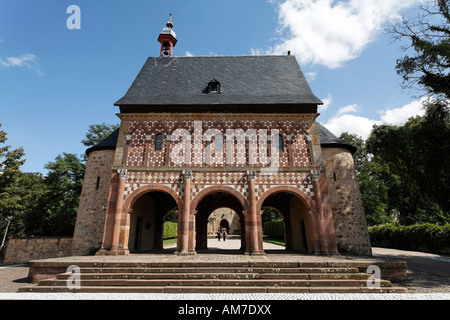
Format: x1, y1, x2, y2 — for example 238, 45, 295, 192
71, 17, 372, 257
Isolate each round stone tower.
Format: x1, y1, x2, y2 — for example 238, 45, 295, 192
71, 129, 119, 255
318, 123, 372, 256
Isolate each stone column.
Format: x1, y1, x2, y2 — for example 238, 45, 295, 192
177, 170, 192, 255
188, 210, 197, 254
246, 170, 265, 255
109, 168, 129, 255
310, 169, 328, 254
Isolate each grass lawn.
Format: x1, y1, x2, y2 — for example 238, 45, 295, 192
262, 237, 285, 246
163, 237, 177, 246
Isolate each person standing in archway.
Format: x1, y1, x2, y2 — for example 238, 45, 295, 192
217, 229, 221, 241
222, 229, 227, 241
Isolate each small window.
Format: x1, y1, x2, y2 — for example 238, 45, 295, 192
275, 134, 284, 152
155, 133, 163, 151
96, 177, 100, 190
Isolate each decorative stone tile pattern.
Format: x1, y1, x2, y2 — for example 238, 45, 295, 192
123, 119, 312, 168
122, 171, 315, 207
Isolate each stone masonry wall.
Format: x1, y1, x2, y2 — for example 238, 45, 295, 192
71, 149, 116, 255
3, 237, 72, 265
322, 147, 372, 255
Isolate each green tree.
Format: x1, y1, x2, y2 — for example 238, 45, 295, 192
12, 172, 47, 236
261, 208, 282, 225
0, 122, 26, 240
81, 123, 119, 147
366, 101, 450, 225
391, 0, 450, 99
41, 153, 86, 236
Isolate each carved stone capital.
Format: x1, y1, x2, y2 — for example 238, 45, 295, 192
182, 170, 193, 180
246, 170, 256, 180
117, 168, 128, 179
310, 169, 321, 181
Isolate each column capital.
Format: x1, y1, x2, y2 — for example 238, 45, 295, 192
310, 169, 321, 181
246, 170, 256, 180
182, 169, 193, 180
118, 169, 128, 179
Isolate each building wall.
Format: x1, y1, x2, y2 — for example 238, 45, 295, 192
322, 147, 372, 255
71, 149, 115, 255
70, 115, 371, 256
115, 113, 318, 205
73, 113, 376, 256
4, 237, 72, 265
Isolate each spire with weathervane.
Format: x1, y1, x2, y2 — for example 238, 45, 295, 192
157, 13, 178, 58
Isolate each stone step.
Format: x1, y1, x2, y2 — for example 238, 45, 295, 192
57, 272, 262, 280
55, 272, 371, 280
75, 267, 361, 274
29, 260, 404, 269
38, 278, 392, 288
18, 285, 408, 294
22, 258, 408, 293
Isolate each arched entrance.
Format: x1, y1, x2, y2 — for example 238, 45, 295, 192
192, 187, 248, 252
257, 187, 314, 253
220, 219, 230, 233
124, 187, 180, 253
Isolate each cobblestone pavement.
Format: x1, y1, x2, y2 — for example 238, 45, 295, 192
371, 247, 450, 293
1, 242, 449, 300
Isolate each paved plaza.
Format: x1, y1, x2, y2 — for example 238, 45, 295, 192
1, 240, 449, 300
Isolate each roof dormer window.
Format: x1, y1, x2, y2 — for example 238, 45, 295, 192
204, 79, 221, 94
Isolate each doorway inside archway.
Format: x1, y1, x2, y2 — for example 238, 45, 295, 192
220, 219, 230, 233
261, 191, 312, 253
195, 192, 245, 252
128, 191, 178, 253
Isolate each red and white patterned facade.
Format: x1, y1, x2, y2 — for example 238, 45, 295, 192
97, 113, 339, 255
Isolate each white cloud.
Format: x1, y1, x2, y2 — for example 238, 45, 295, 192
336, 104, 359, 117
185, 51, 194, 57
0, 53, 36, 67
305, 71, 317, 82
318, 94, 332, 113
380, 98, 426, 125
268, 0, 420, 68
325, 114, 378, 140
0, 53, 42, 75
323, 98, 426, 139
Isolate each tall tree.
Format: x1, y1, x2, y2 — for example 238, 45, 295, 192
0, 122, 26, 240
41, 153, 86, 236
366, 101, 450, 225
391, 0, 450, 99
81, 123, 119, 147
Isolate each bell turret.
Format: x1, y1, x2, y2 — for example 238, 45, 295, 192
157, 14, 177, 57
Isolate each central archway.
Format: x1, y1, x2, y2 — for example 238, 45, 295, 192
192, 186, 248, 252
123, 185, 181, 253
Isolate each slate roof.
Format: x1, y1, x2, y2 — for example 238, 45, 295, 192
317, 123, 356, 154
86, 124, 356, 155
85, 128, 119, 156
114, 55, 322, 112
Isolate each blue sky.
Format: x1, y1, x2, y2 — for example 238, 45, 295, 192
0, 0, 426, 173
